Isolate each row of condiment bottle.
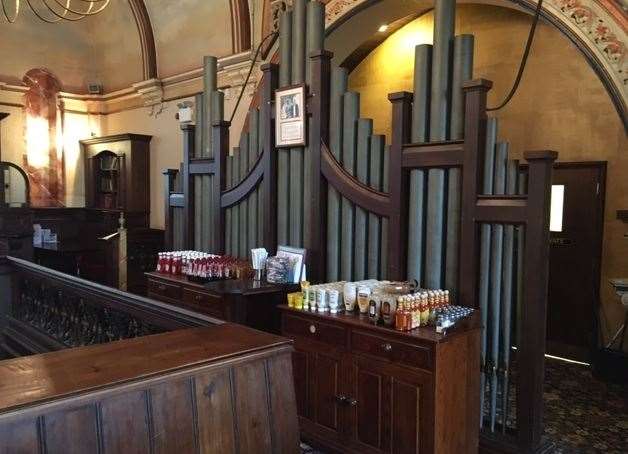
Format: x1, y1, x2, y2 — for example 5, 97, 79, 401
155, 251, 251, 280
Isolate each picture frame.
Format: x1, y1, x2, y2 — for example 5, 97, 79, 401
276, 245, 307, 283
275, 84, 307, 148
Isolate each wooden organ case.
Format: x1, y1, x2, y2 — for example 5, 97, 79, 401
161, 0, 558, 453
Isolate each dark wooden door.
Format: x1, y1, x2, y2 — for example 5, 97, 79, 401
349, 357, 427, 454
547, 162, 605, 361
310, 349, 345, 435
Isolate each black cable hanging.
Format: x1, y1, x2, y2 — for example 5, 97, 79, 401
229, 31, 279, 124
487, 0, 544, 111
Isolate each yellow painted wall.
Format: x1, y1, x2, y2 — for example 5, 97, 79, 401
348, 4, 627, 349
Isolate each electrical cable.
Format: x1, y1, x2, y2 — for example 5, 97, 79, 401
228, 31, 279, 124
487, 0, 544, 111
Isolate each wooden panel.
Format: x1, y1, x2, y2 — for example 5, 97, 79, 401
233, 360, 273, 453
312, 352, 342, 432
182, 287, 229, 319
282, 314, 347, 348
292, 349, 310, 418
147, 277, 182, 302
266, 354, 301, 454
352, 330, 432, 371
355, 366, 383, 450
100, 390, 151, 453
44, 405, 99, 454
0, 418, 39, 454
391, 378, 422, 454
149, 378, 197, 454
195, 369, 236, 454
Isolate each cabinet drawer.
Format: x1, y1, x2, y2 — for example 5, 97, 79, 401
351, 331, 432, 371
147, 278, 181, 301
282, 314, 347, 349
182, 288, 228, 319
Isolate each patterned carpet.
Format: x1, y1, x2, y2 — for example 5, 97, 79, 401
301, 357, 628, 453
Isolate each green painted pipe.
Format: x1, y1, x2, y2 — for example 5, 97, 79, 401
408, 44, 431, 285
479, 116, 497, 428
225, 155, 232, 255
239, 134, 249, 258
291, 0, 306, 85
194, 93, 204, 159
354, 118, 373, 280
368, 135, 384, 279
430, 0, 454, 141
305, 0, 325, 84
232, 148, 240, 256
450, 35, 474, 140
279, 11, 292, 87
203, 56, 217, 158
381, 145, 389, 279
327, 67, 348, 281
248, 111, 259, 250
341, 91, 359, 280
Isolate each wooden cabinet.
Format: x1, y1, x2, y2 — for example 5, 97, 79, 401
280, 306, 481, 454
146, 271, 299, 332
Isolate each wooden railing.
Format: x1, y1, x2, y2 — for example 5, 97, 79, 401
0, 323, 300, 453
0, 256, 219, 357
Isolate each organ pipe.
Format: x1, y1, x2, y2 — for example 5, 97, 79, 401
479, 117, 498, 428
341, 92, 359, 281
327, 67, 348, 281
408, 44, 431, 286
354, 118, 373, 280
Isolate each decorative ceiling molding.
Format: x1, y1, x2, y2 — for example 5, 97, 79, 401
324, 0, 627, 126
128, 0, 158, 80
230, 0, 252, 53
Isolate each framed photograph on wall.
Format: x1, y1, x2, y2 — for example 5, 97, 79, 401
275, 85, 306, 148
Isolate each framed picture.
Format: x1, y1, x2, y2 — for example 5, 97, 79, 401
275, 85, 306, 148
276, 245, 307, 283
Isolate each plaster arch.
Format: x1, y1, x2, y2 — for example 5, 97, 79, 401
322, 0, 627, 127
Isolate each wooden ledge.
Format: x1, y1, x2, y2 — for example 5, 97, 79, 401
388, 91, 413, 102
524, 150, 559, 161
462, 78, 493, 91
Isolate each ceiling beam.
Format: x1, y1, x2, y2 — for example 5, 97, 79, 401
128, 0, 158, 80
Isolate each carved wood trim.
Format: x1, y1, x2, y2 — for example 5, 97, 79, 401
321, 140, 392, 217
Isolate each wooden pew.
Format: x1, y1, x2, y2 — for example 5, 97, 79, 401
0, 324, 300, 453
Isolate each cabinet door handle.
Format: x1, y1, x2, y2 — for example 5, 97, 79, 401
194, 294, 202, 301
346, 397, 358, 406
381, 343, 393, 352
158, 284, 167, 291
334, 395, 347, 404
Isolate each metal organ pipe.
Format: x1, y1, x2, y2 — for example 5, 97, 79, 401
445, 35, 473, 296
408, 44, 431, 286
368, 135, 385, 279
239, 134, 249, 259
354, 118, 373, 281
248, 110, 259, 253
202, 56, 217, 159
500, 158, 518, 433
479, 116, 498, 428
489, 141, 508, 431
425, 0, 454, 289
327, 67, 348, 281
277, 10, 292, 246
341, 91, 359, 281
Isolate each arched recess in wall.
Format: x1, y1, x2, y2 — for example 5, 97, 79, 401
231, 0, 252, 53
323, 0, 627, 129
128, 0, 158, 80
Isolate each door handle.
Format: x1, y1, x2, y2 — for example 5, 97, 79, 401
334, 395, 347, 404
346, 397, 358, 406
